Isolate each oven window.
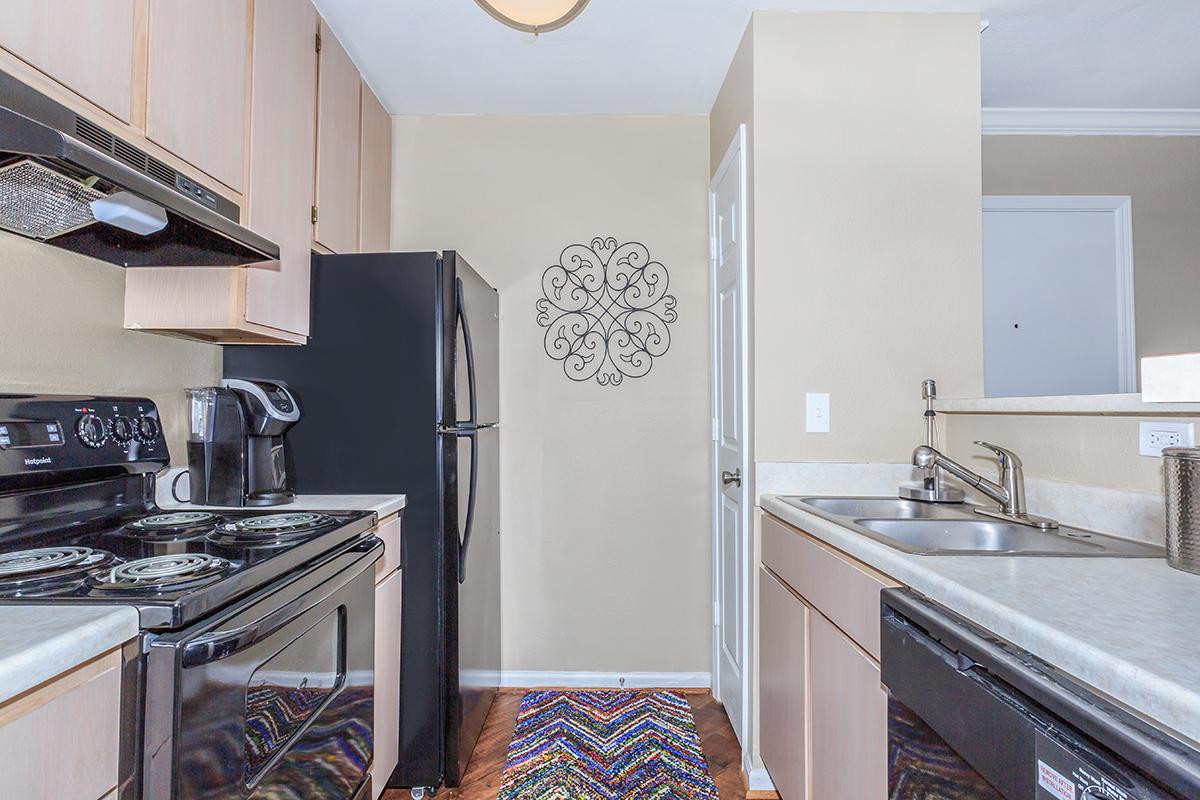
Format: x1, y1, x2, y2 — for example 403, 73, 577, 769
889, 698, 1006, 799
244, 609, 345, 782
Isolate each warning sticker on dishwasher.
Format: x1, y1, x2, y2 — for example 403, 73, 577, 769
1038, 761, 1077, 800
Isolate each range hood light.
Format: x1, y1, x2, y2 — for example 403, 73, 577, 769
90, 191, 168, 236
473, 0, 590, 34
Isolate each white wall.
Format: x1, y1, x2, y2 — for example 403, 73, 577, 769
0, 231, 221, 460
391, 115, 712, 675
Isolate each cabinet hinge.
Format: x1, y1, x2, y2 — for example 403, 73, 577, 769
311, 205, 318, 225
713, 601, 720, 627
315, 31, 323, 54
712, 417, 719, 442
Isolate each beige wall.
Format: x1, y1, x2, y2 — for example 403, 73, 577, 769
943, 412, 1199, 494
750, 11, 984, 464
0, 231, 221, 461
945, 137, 1200, 495
983, 136, 1200, 359
710, 20, 754, 178
391, 115, 712, 674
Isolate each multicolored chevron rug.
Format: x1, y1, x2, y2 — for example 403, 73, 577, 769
496, 690, 721, 799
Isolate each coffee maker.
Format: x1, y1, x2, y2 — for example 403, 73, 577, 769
185, 379, 300, 506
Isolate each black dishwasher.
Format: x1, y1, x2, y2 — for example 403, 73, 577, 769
881, 589, 1200, 800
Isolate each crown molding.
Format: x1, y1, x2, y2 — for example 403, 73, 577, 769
982, 108, 1200, 136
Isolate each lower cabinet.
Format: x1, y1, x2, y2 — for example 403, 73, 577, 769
759, 512, 897, 800
809, 611, 889, 799
372, 513, 403, 797
0, 648, 123, 799
760, 568, 809, 800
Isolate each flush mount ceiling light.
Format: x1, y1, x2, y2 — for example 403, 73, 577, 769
473, 0, 591, 34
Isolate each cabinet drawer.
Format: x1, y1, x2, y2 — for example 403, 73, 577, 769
0, 649, 122, 800
374, 513, 402, 583
761, 513, 897, 660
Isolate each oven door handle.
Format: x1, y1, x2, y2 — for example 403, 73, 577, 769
181, 538, 382, 667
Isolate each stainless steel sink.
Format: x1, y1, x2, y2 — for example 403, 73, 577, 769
780, 496, 1164, 557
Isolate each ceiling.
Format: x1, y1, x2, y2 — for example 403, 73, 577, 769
313, 0, 1200, 115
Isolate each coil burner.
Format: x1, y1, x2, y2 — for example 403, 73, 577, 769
90, 553, 231, 591
124, 511, 221, 540
209, 512, 337, 546
0, 546, 117, 596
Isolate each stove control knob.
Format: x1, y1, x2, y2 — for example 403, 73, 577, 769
76, 414, 108, 448
135, 416, 160, 443
1082, 789, 1117, 800
109, 416, 135, 443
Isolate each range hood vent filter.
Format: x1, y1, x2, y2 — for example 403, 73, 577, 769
0, 159, 102, 240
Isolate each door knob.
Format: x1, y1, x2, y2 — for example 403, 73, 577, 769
721, 468, 742, 487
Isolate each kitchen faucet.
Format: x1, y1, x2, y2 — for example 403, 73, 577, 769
912, 441, 1059, 529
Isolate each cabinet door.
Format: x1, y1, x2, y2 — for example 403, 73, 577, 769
372, 569, 403, 796
358, 80, 392, 253
244, 0, 318, 337
146, 0, 249, 193
0, 649, 122, 800
760, 568, 809, 800
809, 613, 888, 800
314, 19, 362, 254
0, 0, 137, 123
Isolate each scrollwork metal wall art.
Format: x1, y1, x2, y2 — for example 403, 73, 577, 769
536, 237, 678, 386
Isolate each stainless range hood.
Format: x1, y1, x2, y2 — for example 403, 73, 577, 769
0, 70, 279, 267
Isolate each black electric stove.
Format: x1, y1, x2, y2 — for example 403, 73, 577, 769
0, 394, 383, 799
0, 499, 376, 628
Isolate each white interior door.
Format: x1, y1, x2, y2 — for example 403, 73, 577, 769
982, 196, 1135, 397
710, 125, 749, 746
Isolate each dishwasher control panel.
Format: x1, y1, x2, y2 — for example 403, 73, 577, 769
1036, 730, 1173, 800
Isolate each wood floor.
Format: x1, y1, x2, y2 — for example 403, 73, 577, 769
381, 690, 750, 800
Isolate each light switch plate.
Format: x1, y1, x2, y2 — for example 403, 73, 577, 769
1139, 421, 1194, 457
806, 393, 830, 433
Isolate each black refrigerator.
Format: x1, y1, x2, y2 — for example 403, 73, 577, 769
223, 251, 501, 792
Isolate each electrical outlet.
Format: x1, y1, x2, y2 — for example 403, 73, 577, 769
1139, 421, 1194, 457
806, 393, 830, 433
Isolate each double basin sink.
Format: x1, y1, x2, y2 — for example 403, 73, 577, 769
780, 496, 1164, 557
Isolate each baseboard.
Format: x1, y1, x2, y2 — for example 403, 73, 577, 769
741, 767, 779, 799
742, 751, 778, 798
498, 671, 713, 689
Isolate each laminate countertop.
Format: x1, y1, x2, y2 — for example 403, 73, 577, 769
760, 493, 1200, 750
0, 605, 139, 705
156, 467, 406, 519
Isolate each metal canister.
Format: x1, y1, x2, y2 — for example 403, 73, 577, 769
1163, 447, 1200, 575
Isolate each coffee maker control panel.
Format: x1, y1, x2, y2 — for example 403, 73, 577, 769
221, 379, 300, 427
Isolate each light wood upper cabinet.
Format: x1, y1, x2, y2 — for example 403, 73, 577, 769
359, 80, 392, 253
0, 0, 138, 124
145, 0, 250, 194
314, 20, 362, 254
244, 0, 319, 337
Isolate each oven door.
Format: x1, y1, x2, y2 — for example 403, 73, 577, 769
141, 537, 382, 800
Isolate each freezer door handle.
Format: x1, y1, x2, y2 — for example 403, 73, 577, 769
456, 277, 478, 428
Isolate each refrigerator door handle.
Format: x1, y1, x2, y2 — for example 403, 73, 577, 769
435, 423, 480, 584
456, 277, 479, 427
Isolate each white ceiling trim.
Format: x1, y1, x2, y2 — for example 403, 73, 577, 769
982, 108, 1200, 136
